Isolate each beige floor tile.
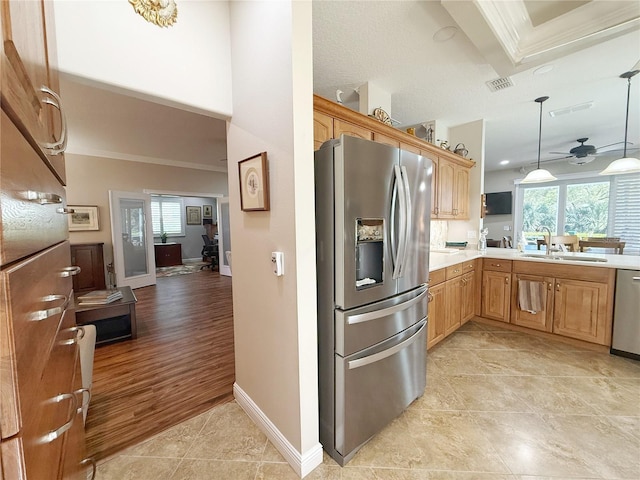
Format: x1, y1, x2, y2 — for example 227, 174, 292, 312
455, 320, 490, 332
437, 331, 509, 350
540, 413, 640, 479
342, 466, 431, 479
169, 459, 258, 480
425, 473, 517, 480
403, 410, 510, 473
122, 409, 211, 458
472, 411, 601, 477
561, 376, 640, 416
444, 374, 533, 413
483, 331, 561, 351
472, 349, 554, 375
96, 456, 180, 480
260, 440, 288, 462
552, 350, 640, 378
257, 461, 342, 480
427, 349, 492, 375
411, 376, 467, 411
605, 415, 640, 442
495, 375, 600, 415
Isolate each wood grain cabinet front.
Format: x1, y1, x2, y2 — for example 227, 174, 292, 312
70, 243, 106, 293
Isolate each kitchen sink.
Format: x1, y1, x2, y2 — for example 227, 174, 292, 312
520, 253, 607, 263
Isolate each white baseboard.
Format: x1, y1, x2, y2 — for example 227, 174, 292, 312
233, 383, 323, 478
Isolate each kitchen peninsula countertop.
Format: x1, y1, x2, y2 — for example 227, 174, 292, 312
429, 247, 640, 272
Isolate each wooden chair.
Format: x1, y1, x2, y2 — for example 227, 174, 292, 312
579, 238, 625, 254
550, 235, 579, 252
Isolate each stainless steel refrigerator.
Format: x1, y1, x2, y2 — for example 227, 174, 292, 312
315, 135, 432, 466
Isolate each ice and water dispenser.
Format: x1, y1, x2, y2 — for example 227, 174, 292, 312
355, 218, 384, 289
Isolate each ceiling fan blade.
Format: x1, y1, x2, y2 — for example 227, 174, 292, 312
594, 146, 640, 156
596, 141, 630, 150
529, 155, 572, 165
549, 151, 572, 155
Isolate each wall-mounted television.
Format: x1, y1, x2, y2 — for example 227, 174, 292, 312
485, 191, 512, 215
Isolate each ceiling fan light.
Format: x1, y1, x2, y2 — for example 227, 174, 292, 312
599, 156, 640, 175
521, 168, 557, 184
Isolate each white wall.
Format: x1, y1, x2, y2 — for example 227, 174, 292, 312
53, 0, 232, 118
227, 1, 321, 477
448, 119, 485, 247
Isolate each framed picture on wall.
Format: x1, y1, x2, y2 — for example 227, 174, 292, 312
68, 205, 100, 231
186, 206, 202, 225
203, 204, 213, 218
238, 152, 270, 211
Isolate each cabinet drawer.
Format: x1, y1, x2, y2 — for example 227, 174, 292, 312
445, 263, 463, 280
462, 260, 476, 273
428, 268, 446, 286
0, 241, 74, 438
483, 258, 512, 272
1, 111, 68, 266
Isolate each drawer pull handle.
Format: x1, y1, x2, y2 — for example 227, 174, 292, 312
80, 458, 97, 480
30, 307, 62, 321
505, 276, 509, 284
40, 393, 77, 443
56, 207, 75, 214
58, 326, 86, 346
41, 294, 68, 309
492, 263, 501, 267
60, 266, 81, 277
24, 191, 63, 205
74, 387, 92, 413
40, 86, 68, 154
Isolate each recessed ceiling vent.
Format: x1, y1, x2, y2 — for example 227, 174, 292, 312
548, 101, 594, 117
486, 77, 514, 92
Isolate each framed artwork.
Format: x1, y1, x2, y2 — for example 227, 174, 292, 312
68, 205, 99, 231
203, 204, 213, 218
238, 152, 270, 211
186, 206, 202, 225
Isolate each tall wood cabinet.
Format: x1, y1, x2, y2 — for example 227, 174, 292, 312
1, 1, 91, 478
313, 95, 474, 220
70, 243, 106, 293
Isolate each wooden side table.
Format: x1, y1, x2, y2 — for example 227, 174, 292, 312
154, 243, 182, 267
75, 286, 138, 345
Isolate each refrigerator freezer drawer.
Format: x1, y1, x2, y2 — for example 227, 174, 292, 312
336, 285, 427, 357
335, 319, 426, 460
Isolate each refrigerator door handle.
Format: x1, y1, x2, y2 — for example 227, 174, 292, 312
393, 165, 406, 279
348, 320, 426, 369
398, 165, 412, 277
347, 287, 428, 325
390, 174, 398, 270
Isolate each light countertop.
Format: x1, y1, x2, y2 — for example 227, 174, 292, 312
429, 247, 640, 272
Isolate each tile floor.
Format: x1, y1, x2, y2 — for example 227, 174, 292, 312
96, 321, 640, 479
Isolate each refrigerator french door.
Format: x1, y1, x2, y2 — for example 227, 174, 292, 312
315, 135, 432, 466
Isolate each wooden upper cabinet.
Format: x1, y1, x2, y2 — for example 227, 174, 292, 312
313, 111, 333, 150
334, 119, 372, 141
1, 0, 66, 183
454, 165, 469, 219
437, 158, 456, 218
374, 132, 399, 148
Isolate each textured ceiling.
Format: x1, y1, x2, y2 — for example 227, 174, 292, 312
313, 0, 640, 172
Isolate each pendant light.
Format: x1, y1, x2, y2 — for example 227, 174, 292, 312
599, 69, 640, 175
521, 96, 557, 184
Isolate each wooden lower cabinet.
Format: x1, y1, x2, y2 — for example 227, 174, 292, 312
552, 278, 611, 345
70, 243, 106, 293
444, 276, 463, 335
427, 282, 446, 349
461, 271, 476, 323
510, 273, 554, 332
481, 270, 511, 322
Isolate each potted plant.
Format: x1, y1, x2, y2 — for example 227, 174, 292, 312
160, 232, 168, 243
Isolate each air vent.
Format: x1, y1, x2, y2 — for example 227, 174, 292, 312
486, 77, 514, 92
549, 101, 594, 117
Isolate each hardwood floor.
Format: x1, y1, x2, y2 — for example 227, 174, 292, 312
85, 270, 235, 461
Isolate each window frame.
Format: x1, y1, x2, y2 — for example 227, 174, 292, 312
151, 195, 185, 238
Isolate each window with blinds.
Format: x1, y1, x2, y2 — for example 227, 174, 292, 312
151, 196, 185, 237
612, 173, 640, 255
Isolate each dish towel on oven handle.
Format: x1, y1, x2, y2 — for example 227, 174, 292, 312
518, 280, 545, 314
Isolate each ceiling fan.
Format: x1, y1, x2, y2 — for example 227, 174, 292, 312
540, 137, 639, 166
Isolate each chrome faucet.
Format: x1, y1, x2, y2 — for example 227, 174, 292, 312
537, 226, 552, 256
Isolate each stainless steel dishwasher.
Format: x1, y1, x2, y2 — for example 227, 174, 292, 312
611, 269, 640, 360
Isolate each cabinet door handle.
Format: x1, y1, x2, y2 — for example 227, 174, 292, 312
40, 86, 68, 155
547, 282, 552, 291
427, 292, 434, 302
58, 326, 86, 346
492, 263, 501, 267
453, 269, 460, 273
24, 191, 63, 205
556, 282, 560, 291
41, 393, 78, 443
80, 458, 97, 480
505, 276, 509, 284
56, 207, 75, 214
60, 266, 82, 277
29, 307, 62, 321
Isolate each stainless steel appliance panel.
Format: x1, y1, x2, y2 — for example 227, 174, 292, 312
397, 149, 432, 294
335, 285, 427, 357
611, 269, 640, 359
335, 136, 399, 309
335, 319, 427, 458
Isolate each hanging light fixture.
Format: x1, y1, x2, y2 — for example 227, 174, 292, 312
599, 69, 640, 175
521, 96, 557, 184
